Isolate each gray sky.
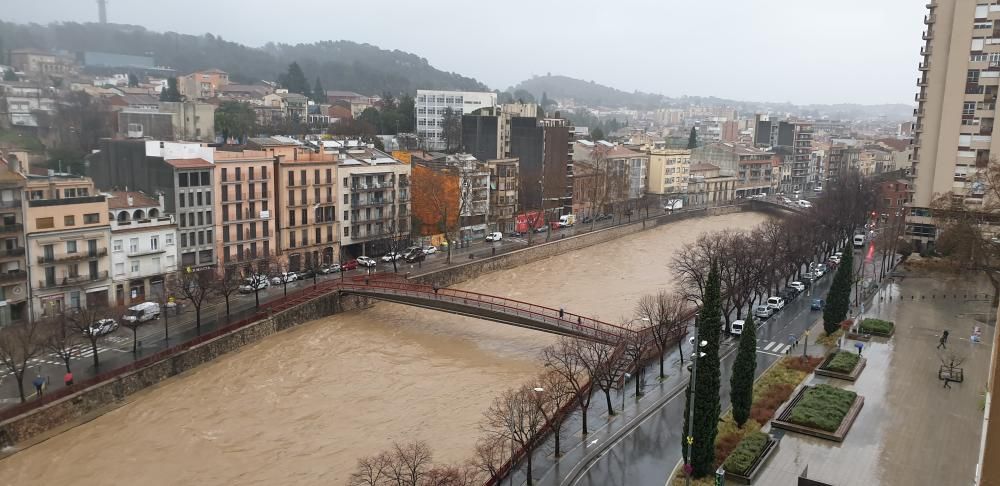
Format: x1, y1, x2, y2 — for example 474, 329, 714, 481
6, 0, 925, 105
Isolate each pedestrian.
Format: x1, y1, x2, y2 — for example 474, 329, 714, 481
577, 316, 582, 325
937, 330, 950, 349
855, 342, 864, 356
64, 371, 73, 387
559, 307, 565, 318
432, 284, 439, 295
492, 247, 496, 257
32, 375, 44, 398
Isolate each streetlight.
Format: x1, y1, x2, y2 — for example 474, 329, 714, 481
684, 331, 707, 486
621, 373, 631, 411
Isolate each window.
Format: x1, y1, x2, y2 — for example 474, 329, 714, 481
261, 166, 267, 179
315, 227, 321, 244
166, 233, 174, 245
200, 250, 213, 264
130, 260, 140, 273
84, 213, 99, 224
70, 291, 80, 310
152, 257, 161, 273
300, 170, 306, 186
344, 210, 349, 221
181, 233, 188, 246
197, 212, 204, 226
188, 193, 194, 207
197, 192, 203, 206
289, 232, 296, 248
179, 193, 186, 208
206, 191, 212, 205
289, 210, 296, 226
288, 190, 294, 206
129, 238, 138, 253
150, 236, 159, 250
344, 193, 349, 204
221, 168, 228, 182
344, 227, 350, 237
114, 262, 125, 276
249, 167, 255, 181
222, 186, 229, 202
973, 53, 989, 62
235, 167, 242, 181
207, 230, 213, 243
64, 215, 75, 226
301, 208, 307, 225
288, 170, 295, 186
301, 229, 308, 246
969, 69, 981, 83
36, 217, 54, 229
964, 102, 977, 115
343, 177, 349, 188
315, 187, 320, 203
198, 231, 205, 245
326, 169, 332, 183
179, 173, 189, 187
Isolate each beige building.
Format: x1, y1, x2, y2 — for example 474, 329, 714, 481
275, 151, 341, 270
214, 150, 276, 269
910, 1, 1000, 247
688, 163, 737, 205
178, 68, 230, 99
25, 175, 112, 318
486, 158, 519, 233
0, 156, 28, 327
108, 191, 177, 306
337, 148, 411, 258
646, 149, 691, 195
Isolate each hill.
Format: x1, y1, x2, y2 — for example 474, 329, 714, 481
515, 75, 914, 121
0, 21, 486, 95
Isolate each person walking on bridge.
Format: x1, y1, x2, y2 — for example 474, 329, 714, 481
937, 330, 949, 349
559, 307, 565, 318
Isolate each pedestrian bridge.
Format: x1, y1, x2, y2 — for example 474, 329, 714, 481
337, 277, 627, 344
745, 199, 807, 216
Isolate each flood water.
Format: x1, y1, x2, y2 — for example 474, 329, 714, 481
0, 212, 767, 486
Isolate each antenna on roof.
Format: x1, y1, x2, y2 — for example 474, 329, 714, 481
97, 0, 108, 24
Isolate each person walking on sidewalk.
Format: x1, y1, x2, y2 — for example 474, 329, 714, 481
937, 330, 950, 349
64, 371, 74, 387
559, 307, 565, 318
32, 375, 45, 398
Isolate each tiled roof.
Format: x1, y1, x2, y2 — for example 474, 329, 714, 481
690, 163, 720, 171
107, 191, 159, 209
164, 158, 213, 169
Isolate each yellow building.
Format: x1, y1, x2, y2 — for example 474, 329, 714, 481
646, 149, 691, 195
0, 155, 27, 327
25, 174, 112, 318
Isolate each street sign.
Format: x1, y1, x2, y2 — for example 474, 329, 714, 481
686, 435, 694, 445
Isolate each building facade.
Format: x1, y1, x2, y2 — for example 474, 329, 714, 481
691, 142, 774, 197
486, 158, 519, 233
24, 175, 112, 318
646, 149, 691, 195
416, 90, 497, 150
178, 69, 230, 100
275, 151, 340, 270
338, 149, 411, 258
108, 191, 177, 306
213, 150, 274, 269
0, 156, 28, 327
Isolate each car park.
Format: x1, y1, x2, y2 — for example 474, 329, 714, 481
357, 256, 378, 267
270, 272, 298, 285
381, 252, 402, 262
239, 275, 270, 293
486, 232, 503, 242
754, 305, 774, 319
85, 318, 119, 337
730, 319, 745, 336
811, 299, 825, 310
341, 259, 359, 271
788, 281, 806, 292
767, 296, 786, 310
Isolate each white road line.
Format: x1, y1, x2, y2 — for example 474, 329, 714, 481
763, 341, 776, 351
778, 344, 792, 354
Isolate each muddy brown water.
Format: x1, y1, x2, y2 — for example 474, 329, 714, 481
0, 212, 767, 486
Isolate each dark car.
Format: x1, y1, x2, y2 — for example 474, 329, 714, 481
510, 231, 525, 238
297, 269, 316, 280
596, 214, 613, 221
404, 248, 425, 263
341, 259, 359, 271
582, 216, 593, 224
811, 299, 825, 310
778, 289, 796, 301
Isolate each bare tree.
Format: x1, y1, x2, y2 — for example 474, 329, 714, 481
243, 250, 273, 308
154, 277, 176, 342
215, 263, 243, 319
620, 320, 649, 399
482, 385, 546, 486
541, 337, 594, 435
472, 434, 508, 481
120, 310, 143, 354
424, 463, 481, 486
636, 291, 690, 377
172, 268, 215, 334
40, 314, 79, 373
348, 450, 393, 486
0, 319, 43, 402
535, 369, 576, 457
576, 337, 628, 417
388, 440, 435, 486
67, 303, 118, 370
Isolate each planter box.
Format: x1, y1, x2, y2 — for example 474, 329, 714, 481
771, 386, 865, 442
724, 436, 780, 485
815, 353, 867, 382
846, 331, 871, 341
861, 327, 894, 338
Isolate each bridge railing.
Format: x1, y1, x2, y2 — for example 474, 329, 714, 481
339, 280, 628, 344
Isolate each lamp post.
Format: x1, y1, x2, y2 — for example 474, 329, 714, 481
684, 323, 708, 486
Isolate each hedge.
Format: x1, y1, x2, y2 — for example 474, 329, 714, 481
859, 318, 894, 336
824, 351, 860, 374
788, 384, 857, 432
721, 431, 769, 476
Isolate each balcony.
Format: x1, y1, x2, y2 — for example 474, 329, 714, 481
0, 270, 26, 284
914, 108, 925, 117
349, 229, 389, 242
0, 199, 22, 209
0, 247, 25, 258
917, 76, 928, 87
922, 30, 933, 40
350, 197, 394, 208
37, 248, 108, 264
0, 223, 23, 235
351, 181, 394, 191
352, 212, 394, 224
37, 270, 109, 290
919, 61, 931, 71
924, 14, 936, 24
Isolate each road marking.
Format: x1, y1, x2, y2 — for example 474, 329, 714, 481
778, 344, 792, 354
763, 342, 776, 351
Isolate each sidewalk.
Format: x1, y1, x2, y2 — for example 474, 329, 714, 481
754, 270, 994, 485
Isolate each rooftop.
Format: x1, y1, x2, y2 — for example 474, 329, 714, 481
106, 191, 159, 209
706, 141, 773, 156
164, 158, 214, 169
325, 90, 365, 98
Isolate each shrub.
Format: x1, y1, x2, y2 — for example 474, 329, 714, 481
823, 351, 860, 373
749, 383, 794, 424
722, 432, 770, 476
783, 355, 823, 373
788, 385, 857, 432
859, 318, 894, 336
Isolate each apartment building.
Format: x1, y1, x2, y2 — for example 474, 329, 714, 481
108, 191, 177, 306
0, 81, 56, 127
416, 90, 497, 150
214, 150, 275, 269
826, 144, 861, 183
0, 156, 28, 327
910, 1, 1000, 248
485, 158, 519, 233
275, 151, 340, 270
178, 68, 230, 99
414, 155, 491, 242
338, 148, 411, 258
688, 163, 737, 205
646, 149, 691, 195
691, 142, 773, 197
24, 175, 112, 318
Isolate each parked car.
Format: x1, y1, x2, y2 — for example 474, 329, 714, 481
828, 255, 841, 265
796, 199, 812, 208
297, 269, 316, 280
802, 272, 816, 281
581, 216, 593, 224
787, 281, 806, 292
766, 296, 786, 310
596, 213, 613, 221
813, 266, 826, 278
754, 305, 774, 320
341, 259, 359, 271
381, 252, 402, 262
486, 232, 503, 242
405, 251, 426, 263
239, 275, 270, 293
778, 289, 797, 301
730, 319, 745, 336
422, 246, 438, 255
534, 226, 548, 233
357, 256, 378, 267
86, 318, 118, 337
811, 299, 825, 310
122, 302, 160, 323
270, 272, 299, 285
319, 263, 341, 274
781, 197, 794, 204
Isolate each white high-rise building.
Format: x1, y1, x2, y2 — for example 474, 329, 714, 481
416, 90, 497, 150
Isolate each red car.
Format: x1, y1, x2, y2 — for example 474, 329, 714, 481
341, 259, 359, 271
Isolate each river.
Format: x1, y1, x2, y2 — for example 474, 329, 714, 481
0, 212, 767, 486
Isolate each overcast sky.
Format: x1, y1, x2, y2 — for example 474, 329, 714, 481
6, 0, 925, 105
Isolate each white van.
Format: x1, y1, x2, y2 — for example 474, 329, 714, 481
123, 302, 161, 323
730, 320, 745, 336
853, 234, 866, 248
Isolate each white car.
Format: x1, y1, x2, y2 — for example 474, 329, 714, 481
239, 275, 270, 293
796, 200, 812, 208
381, 252, 402, 262
781, 197, 794, 204
486, 232, 503, 242
357, 256, 378, 267
86, 318, 118, 337
802, 272, 816, 281
767, 296, 786, 311
788, 281, 806, 292
754, 305, 774, 319
422, 246, 437, 255
730, 320, 745, 336
270, 272, 299, 285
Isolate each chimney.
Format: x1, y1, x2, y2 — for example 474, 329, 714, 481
157, 192, 165, 209
127, 194, 134, 207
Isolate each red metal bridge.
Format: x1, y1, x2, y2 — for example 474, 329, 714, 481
337, 275, 629, 344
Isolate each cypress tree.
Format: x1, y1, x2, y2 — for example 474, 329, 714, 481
312, 77, 326, 103
824, 249, 854, 334
687, 126, 698, 149
691, 262, 722, 477
730, 314, 756, 428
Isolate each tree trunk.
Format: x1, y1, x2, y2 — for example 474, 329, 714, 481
15, 374, 25, 402
526, 451, 533, 485
254, 288, 260, 308
164, 311, 170, 342
62, 356, 71, 373
91, 340, 100, 370
603, 387, 614, 415
225, 295, 231, 317
553, 422, 562, 457
659, 349, 666, 378
580, 403, 589, 435
132, 328, 138, 354
195, 306, 202, 334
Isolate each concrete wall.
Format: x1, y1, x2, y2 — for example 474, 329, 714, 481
0, 291, 370, 449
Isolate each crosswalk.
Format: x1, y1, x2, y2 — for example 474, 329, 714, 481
758, 340, 793, 355
0, 343, 125, 380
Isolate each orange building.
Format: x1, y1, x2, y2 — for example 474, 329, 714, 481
275, 151, 340, 270
178, 68, 230, 99
213, 150, 275, 270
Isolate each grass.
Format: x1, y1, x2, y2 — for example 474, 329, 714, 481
859, 318, 894, 336
823, 351, 861, 374
788, 384, 857, 432
673, 356, 822, 484
722, 432, 770, 476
